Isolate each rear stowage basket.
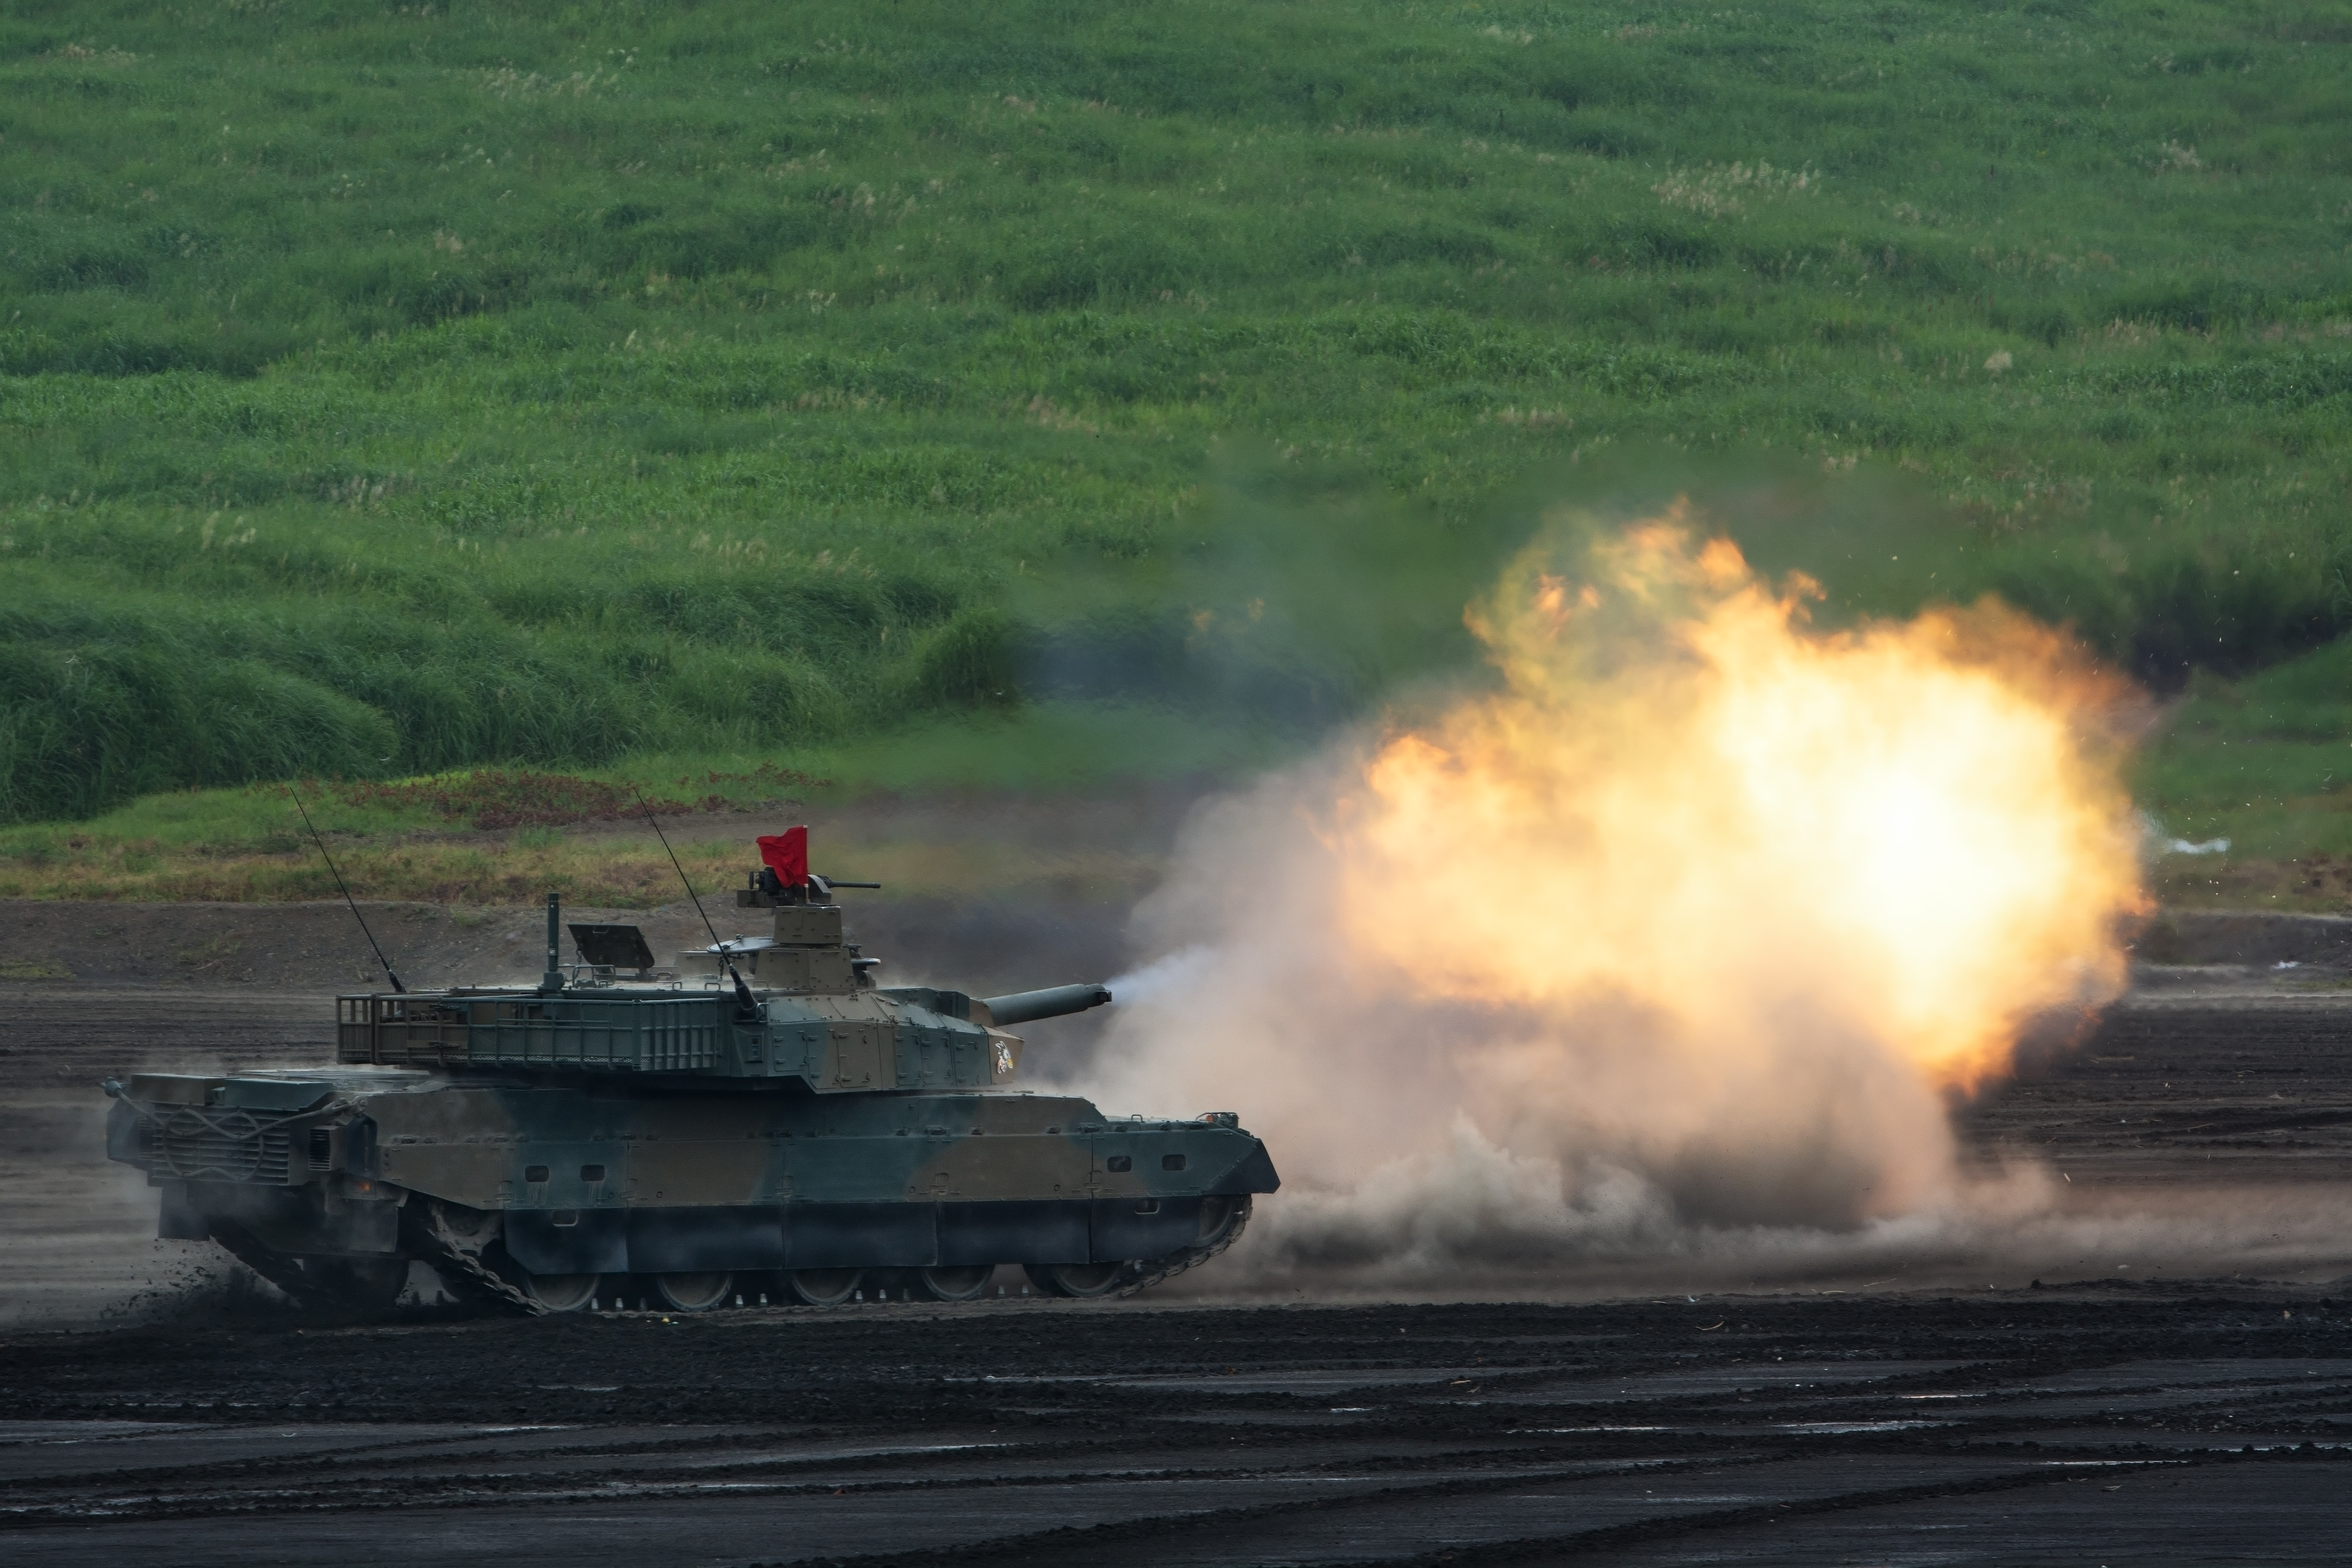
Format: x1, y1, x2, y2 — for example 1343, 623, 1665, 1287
337, 993, 728, 1072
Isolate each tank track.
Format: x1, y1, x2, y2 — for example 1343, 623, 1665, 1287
396, 1194, 1255, 1318
413, 1198, 549, 1316
1112, 1195, 1253, 1300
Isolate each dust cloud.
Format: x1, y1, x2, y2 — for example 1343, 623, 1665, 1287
1075, 511, 2186, 1291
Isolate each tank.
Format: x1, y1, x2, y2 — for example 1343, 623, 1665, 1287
100, 829, 1277, 1314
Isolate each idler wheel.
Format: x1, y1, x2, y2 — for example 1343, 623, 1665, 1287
1195, 1196, 1245, 1248
654, 1272, 734, 1312
916, 1265, 993, 1302
784, 1268, 864, 1306
521, 1271, 599, 1312
1024, 1262, 1129, 1299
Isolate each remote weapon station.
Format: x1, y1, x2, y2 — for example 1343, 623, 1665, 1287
102, 825, 1277, 1313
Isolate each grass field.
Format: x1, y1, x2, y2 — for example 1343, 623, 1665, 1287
4, 0, 2351, 901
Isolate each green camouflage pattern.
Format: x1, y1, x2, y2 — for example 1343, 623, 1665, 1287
100, 866, 1277, 1310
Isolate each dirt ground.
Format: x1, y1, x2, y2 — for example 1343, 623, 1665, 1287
2, 893, 2349, 1563
2, 1285, 2348, 1568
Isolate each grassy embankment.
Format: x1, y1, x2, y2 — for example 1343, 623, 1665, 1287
3, 0, 2350, 905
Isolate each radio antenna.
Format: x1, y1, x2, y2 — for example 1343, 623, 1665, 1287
290, 786, 404, 993
636, 787, 757, 1016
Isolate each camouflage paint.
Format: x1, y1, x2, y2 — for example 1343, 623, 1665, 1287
102, 892, 1277, 1282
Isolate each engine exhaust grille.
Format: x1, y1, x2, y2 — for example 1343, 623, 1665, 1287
149, 1106, 296, 1185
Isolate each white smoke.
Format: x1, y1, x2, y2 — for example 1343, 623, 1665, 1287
1079, 756, 1951, 1269
1071, 754, 2351, 1295
1103, 946, 1219, 1009
1060, 513, 2333, 1295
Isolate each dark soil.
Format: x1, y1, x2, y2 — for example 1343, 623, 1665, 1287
2, 1286, 2348, 1566
4, 899, 2351, 1563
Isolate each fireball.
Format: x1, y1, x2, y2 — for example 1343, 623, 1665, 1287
1098, 506, 2149, 1247
1338, 510, 2147, 1097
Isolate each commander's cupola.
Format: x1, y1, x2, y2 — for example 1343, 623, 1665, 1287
674, 825, 877, 994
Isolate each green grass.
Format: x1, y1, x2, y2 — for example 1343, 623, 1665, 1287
5, 0, 2352, 850
2135, 638, 2352, 911
0, 706, 1282, 901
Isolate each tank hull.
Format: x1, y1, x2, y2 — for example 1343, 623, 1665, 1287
108, 1069, 1277, 1309
103, 878, 1277, 1311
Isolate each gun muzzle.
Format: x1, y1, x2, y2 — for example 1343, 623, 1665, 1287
977, 983, 1112, 1027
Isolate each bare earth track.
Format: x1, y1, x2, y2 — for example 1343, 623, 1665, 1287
1, 904, 2348, 1564
1, 1285, 2346, 1566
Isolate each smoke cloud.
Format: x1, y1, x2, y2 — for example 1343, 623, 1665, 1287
1075, 511, 2178, 1291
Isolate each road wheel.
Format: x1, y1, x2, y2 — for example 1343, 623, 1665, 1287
521, 1271, 598, 1312
784, 1268, 863, 1306
1024, 1261, 1129, 1299
916, 1265, 993, 1302
654, 1272, 734, 1312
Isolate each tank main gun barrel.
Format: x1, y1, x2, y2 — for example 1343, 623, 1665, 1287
979, 983, 1111, 1027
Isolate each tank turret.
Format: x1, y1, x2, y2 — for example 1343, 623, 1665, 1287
102, 827, 1276, 1315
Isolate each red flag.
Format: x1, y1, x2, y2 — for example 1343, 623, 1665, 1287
757, 826, 809, 887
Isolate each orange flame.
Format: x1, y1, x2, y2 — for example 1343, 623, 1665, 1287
1336, 513, 2147, 1097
